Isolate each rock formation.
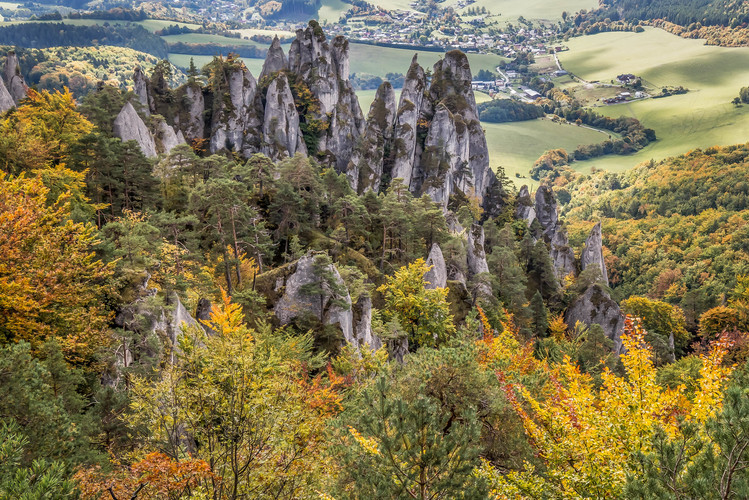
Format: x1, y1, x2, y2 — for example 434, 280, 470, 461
182, 83, 205, 141
154, 117, 186, 155
0, 77, 13, 113
516, 185, 536, 226
113, 102, 157, 158
274, 253, 354, 343
260, 36, 288, 80
288, 23, 365, 170
581, 222, 609, 286
3, 52, 27, 104
352, 296, 382, 351
550, 228, 577, 280
423, 243, 448, 289
391, 55, 428, 187
262, 73, 307, 161
534, 185, 558, 239
347, 81, 396, 193
209, 61, 259, 155
565, 284, 625, 354
132, 66, 153, 116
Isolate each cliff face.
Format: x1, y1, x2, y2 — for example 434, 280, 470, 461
113, 102, 157, 158
262, 73, 307, 161
0, 77, 13, 113
582, 222, 609, 286
133, 66, 153, 116
391, 55, 428, 188
260, 36, 288, 80
347, 81, 397, 193
209, 63, 259, 155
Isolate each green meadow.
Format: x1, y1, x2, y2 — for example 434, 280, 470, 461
559, 27, 749, 174
317, 0, 352, 23
449, 0, 597, 23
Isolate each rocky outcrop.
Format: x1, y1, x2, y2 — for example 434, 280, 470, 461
133, 66, 153, 116
550, 228, 577, 280
0, 78, 13, 113
347, 81, 396, 193
516, 185, 536, 226
391, 55, 428, 187
273, 253, 353, 343
3, 52, 27, 104
288, 23, 365, 170
154, 117, 186, 155
182, 83, 205, 142
581, 222, 609, 286
209, 62, 258, 155
534, 185, 558, 239
351, 296, 382, 351
262, 73, 307, 161
565, 284, 625, 354
113, 102, 157, 158
260, 36, 288, 80
466, 222, 490, 276
424, 243, 447, 289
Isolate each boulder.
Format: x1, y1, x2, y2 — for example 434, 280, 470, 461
581, 222, 609, 286
423, 243, 448, 289
113, 102, 157, 158
565, 284, 625, 354
273, 253, 353, 343
262, 73, 307, 160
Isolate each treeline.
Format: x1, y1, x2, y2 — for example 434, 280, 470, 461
0, 22, 169, 59
70, 7, 148, 21
168, 41, 267, 59
558, 107, 655, 159
596, 0, 749, 28
477, 98, 545, 123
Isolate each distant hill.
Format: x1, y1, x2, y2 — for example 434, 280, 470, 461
597, 0, 749, 27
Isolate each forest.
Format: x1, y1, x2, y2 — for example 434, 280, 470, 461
0, 52, 748, 500
477, 99, 545, 123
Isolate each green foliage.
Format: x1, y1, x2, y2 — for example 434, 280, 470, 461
477, 98, 545, 123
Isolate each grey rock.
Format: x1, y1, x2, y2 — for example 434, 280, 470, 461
516, 185, 536, 227
534, 185, 558, 239
154, 117, 186, 155
347, 81, 396, 193
113, 102, 157, 158
466, 222, 490, 276
183, 83, 205, 141
274, 253, 353, 343
0, 77, 13, 113
3, 52, 27, 104
351, 296, 383, 351
550, 224, 576, 280
262, 73, 307, 160
391, 55, 427, 187
133, 66, 153, 116
209, 64, 258, 154
581, 222, 609, 286
565, 284, 625, 354
260, 36, 288, 80
424, 243, 447, 289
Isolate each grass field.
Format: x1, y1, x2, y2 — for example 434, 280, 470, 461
450, 0, 597, 23
317, 0, 351, 24
484, 119, 608, 186
161, 33, 263, 47
231, 28, 295, 39
559, 27, 749, 174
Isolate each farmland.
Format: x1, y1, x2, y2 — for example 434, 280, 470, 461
559, 27, 749, 174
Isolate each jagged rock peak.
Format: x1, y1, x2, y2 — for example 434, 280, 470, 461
581, 222, 609, 286
550, 225, 576, 280
154, 118, 186, 155
565, 284, 624, 354
417, 103, 464, 209
424, 243, 448, 289
516, 185, 536, 226
262, 73, 307, 161
260, 36, 288, 80
347, 81, 396, 193
182, 83, 204, 141
390, 54, 428, 187
0, 77, 13, 113
132, 66, 153, 116
113, 102, 157, 158
3, 51, 27, 104
466, 222, 490, 276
